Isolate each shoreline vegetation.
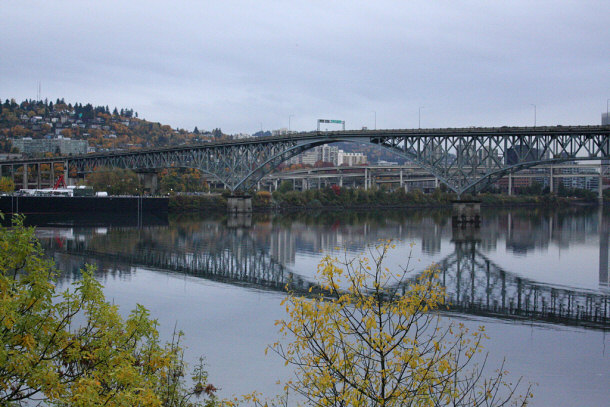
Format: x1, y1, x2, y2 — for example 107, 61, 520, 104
169, 186, 609, 213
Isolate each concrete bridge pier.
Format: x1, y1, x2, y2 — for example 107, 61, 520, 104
227, 195, 252, 213
451, 200, 481, 227
22, 164, 28, 189
136, 170, 159, 195
63, 162, 70, 187
36, 163, 41, 189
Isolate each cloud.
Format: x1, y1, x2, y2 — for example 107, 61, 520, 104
1, 0, 608, 133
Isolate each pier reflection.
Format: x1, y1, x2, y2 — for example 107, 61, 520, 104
440, 225, 608, 329
37, 208, 609, 330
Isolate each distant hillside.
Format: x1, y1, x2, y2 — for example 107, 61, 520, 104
0, 98, 225, 154
0, 98, 406, 166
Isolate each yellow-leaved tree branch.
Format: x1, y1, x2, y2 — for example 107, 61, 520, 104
0, 214, 218, 406
235, 240, 533, 407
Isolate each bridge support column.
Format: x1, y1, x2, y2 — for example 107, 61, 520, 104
37, 163, 41, 189
136, 171, 159, 195
64, 162, 69, 187
227, 195, 252, 213
508, 173, 513, 196
452, 200, 481, 228
549, 165, 554, 193
22, 164, 28, 189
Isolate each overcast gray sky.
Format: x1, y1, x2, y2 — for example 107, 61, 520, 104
1, 0, 608, 134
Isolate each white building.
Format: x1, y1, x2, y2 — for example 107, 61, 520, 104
287, 145, 367, 167
286, 148, 318, 166
319, 144, 339, 165
338, 151, 367, 166
288, 144, 339, 166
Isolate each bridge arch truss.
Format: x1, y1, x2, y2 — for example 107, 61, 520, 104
2, 126, 608, 195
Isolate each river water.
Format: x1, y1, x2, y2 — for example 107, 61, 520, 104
31, 207, 609, 406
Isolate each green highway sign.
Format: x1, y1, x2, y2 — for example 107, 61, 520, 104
317, 118, 345, 130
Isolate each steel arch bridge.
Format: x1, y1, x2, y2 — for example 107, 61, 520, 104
2, 125, 609, 195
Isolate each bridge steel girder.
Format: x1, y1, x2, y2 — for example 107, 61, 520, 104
367, 128, 610, 195
66, 138, 323, 191
64, 137, 339, 192
2, 126, 608, 194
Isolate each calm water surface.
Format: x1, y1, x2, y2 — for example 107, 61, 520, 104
33, 207, 609, 406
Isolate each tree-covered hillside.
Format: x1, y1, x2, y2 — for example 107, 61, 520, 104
0, 98, 225, 154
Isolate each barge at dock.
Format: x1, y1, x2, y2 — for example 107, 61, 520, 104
0, 195, 168, 216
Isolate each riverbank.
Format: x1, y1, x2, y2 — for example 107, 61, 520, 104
167, 187, 607, 213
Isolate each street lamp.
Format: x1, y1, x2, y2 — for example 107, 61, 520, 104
289, 115, 294, 132
418, 106, 424, 129
372, 111, 376, 130
530, 104, 536, 127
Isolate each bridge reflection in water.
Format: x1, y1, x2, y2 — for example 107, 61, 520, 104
38, 211, 609, 331
441, 227, 608, 329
